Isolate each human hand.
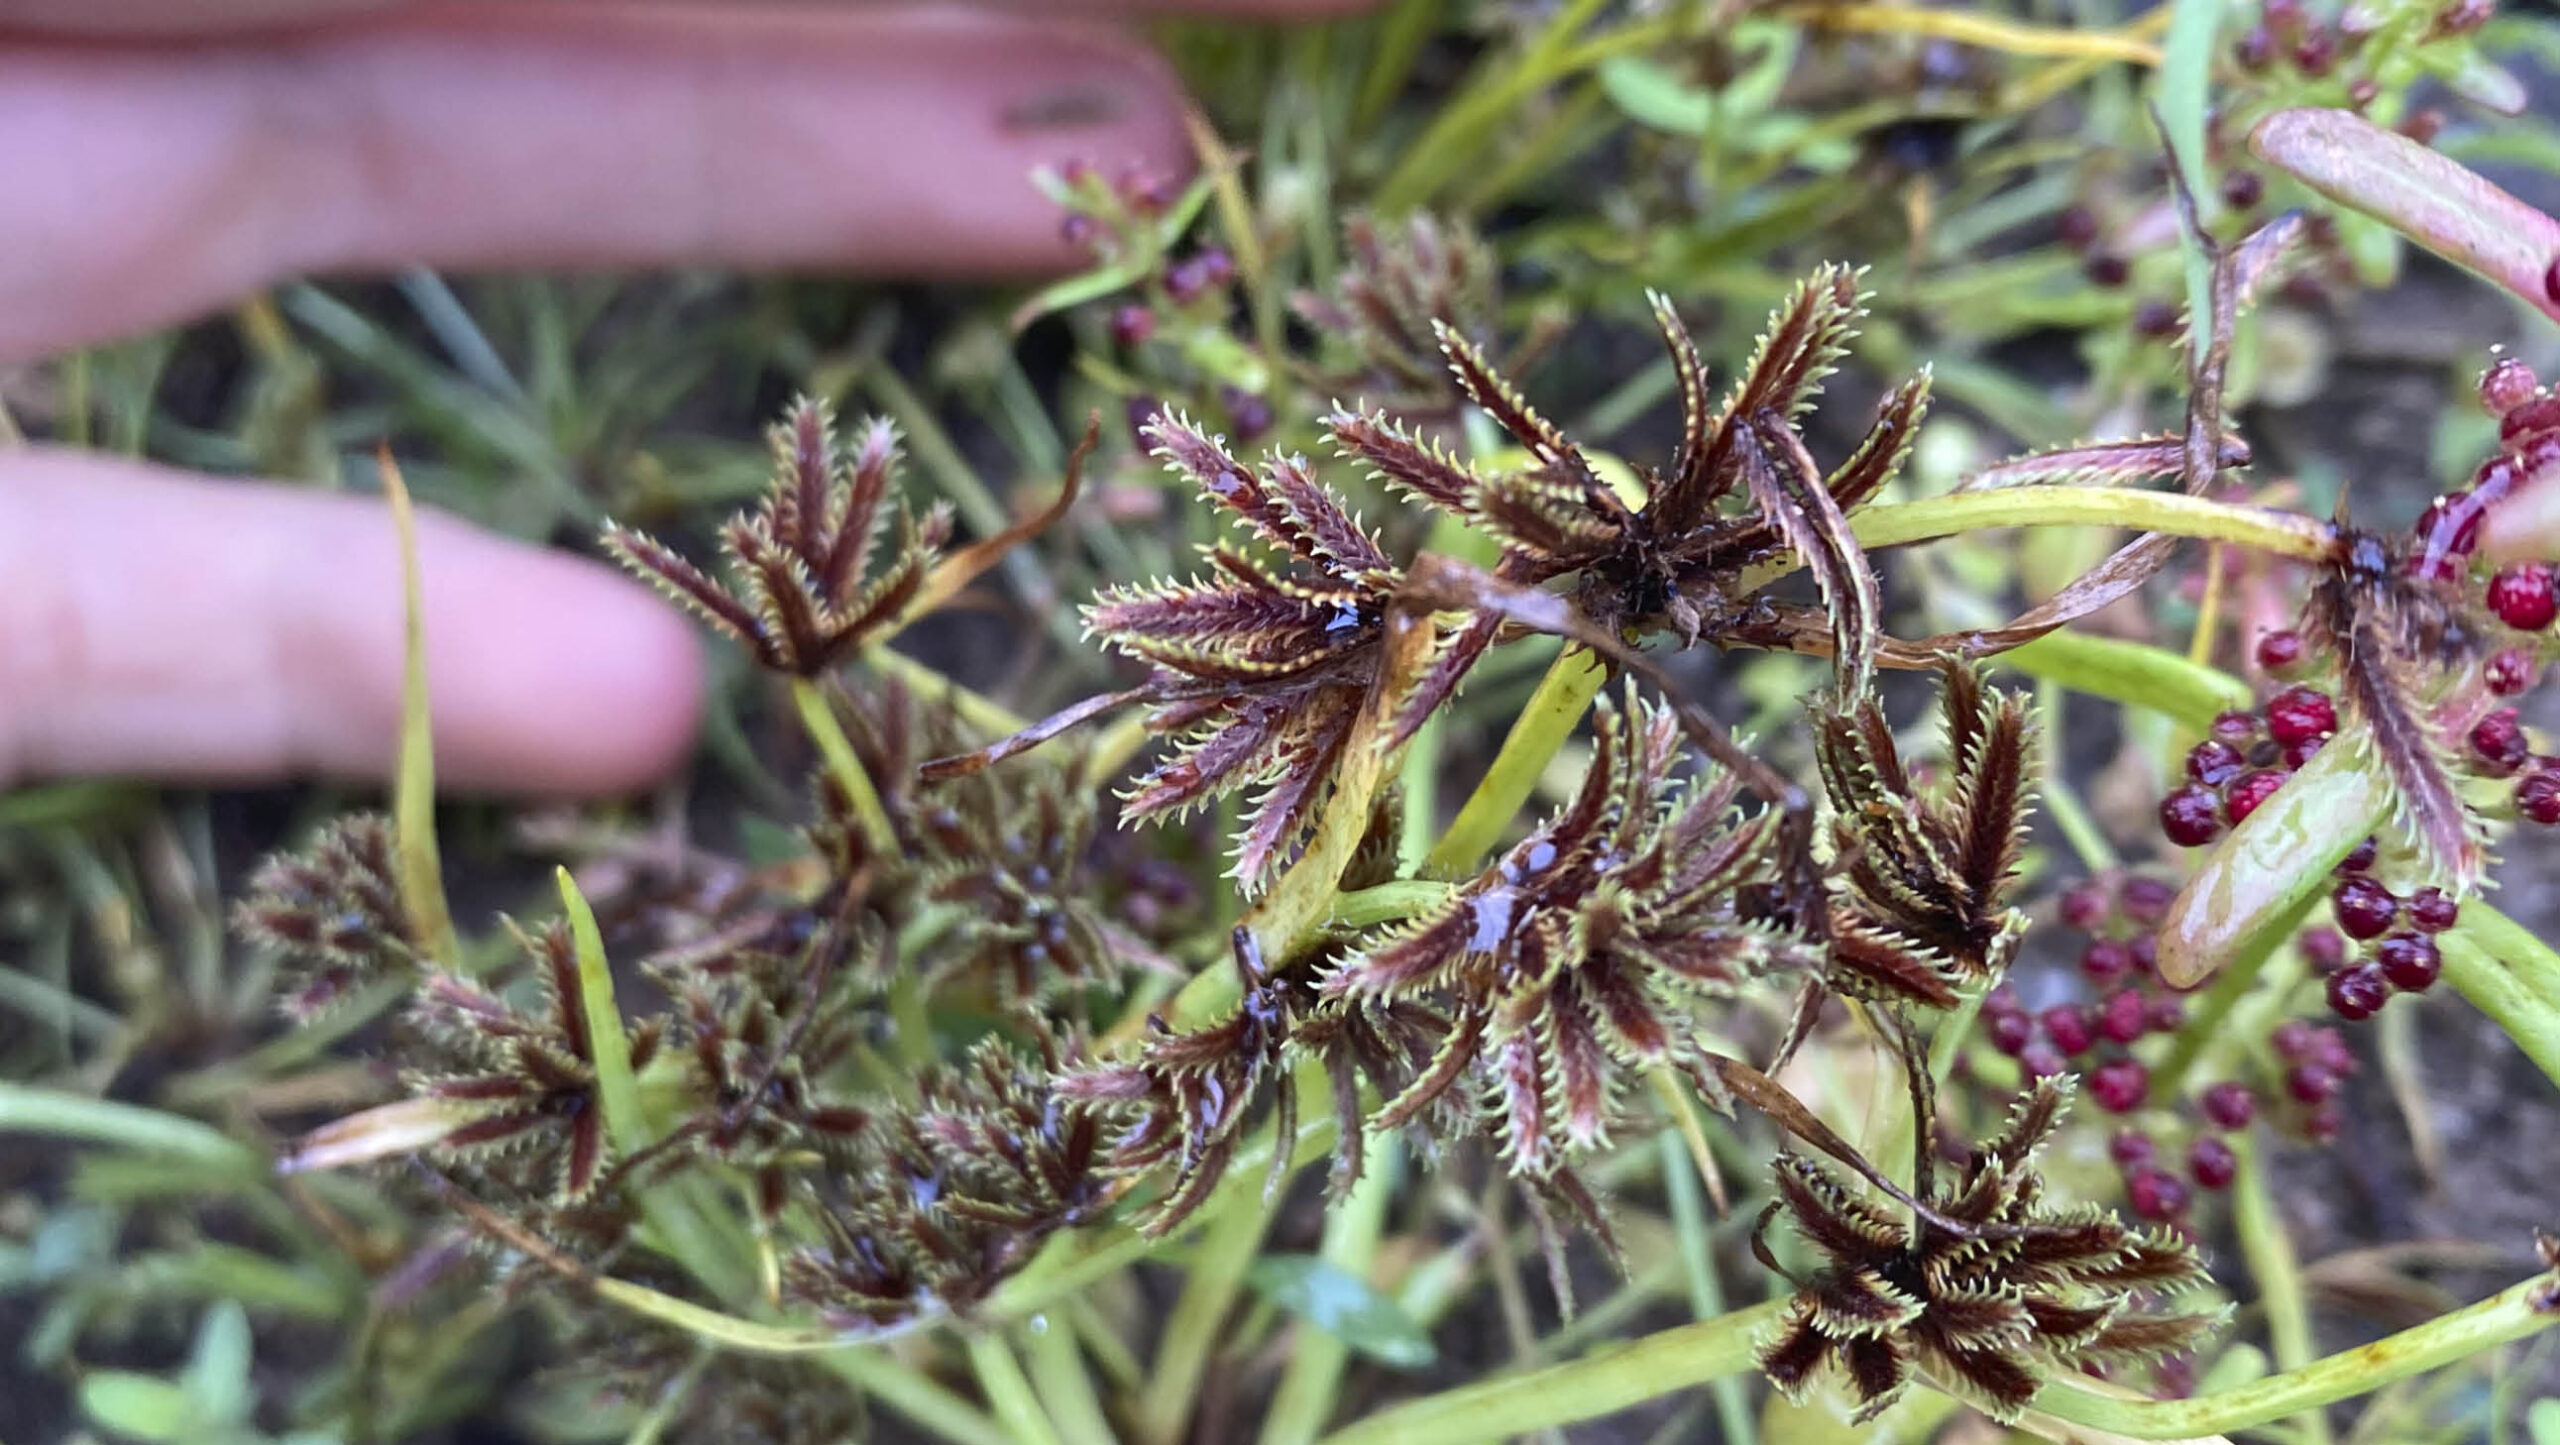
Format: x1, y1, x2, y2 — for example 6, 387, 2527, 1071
0, 0, 1348, 795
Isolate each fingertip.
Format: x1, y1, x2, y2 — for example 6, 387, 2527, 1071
2481, 474, 2560, 566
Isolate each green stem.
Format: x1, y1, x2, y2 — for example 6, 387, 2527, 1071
1423, 648, 1608, 879
967, 1332, 1068, 1445
1261, 1139, 1402, 1445
2230, 1129, 2330, 1445
2035, 679, 2119, 872
1021, 1318, 1120, 1445
1661, 1134, 1756, 1445
1139, 1176, 1275, 1445
816, 1349, 1016, 1445
1328, 880, 1455, 931
1998, 630, 2254, 733
1315, 1298, 1788, 1445
862, 646, 1029, 739
2440, 928, 2560, 1091
2031, 1266, 2560, 1438
790, 677, 899, 858
2150, 896, 2315, 1102
1849, 488, 2332, 564
2451, 903, 2560, 1013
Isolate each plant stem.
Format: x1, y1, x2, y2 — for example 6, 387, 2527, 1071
967, 1332, 1069, 1445
2230, 1130, 2330, 1445
1851, 487, 2334, 564
1424, 648, 1609, 879
0, 1082, 260, 1172
1139, 1180, 1274, 1445
862, 646, 1030, 739
1328, 880, 1454, 931
2031, 1265, 2560, 1438
1315, 1298, 1788, 1445
2439, 927, 2560, 1091
790, 677, 899, 858
1261, 1139, 1402, 1445
814, 1349, 1016, 1445
1999, 631, 2253, 733
1661, 1133, 1756, 1445
1021, 1317, 1120, 1445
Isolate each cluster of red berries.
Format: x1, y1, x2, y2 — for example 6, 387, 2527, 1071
2156, 686, 2337, 849
2268, 1017, 2359, 1144
1984, 875, 2192, 1121
2305, 847, 2458, 1019
2231, 0, 2486, 119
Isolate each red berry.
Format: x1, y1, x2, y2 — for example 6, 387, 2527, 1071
2338, 836, 2378, 873
2304, 1102, 2344, 1144
2266, 686, 2338, 746
2401, 109, 2446, 145
2129, 931, 2160, 972
2487, 648, 2535, 695
1222, 387, 1274, 443
2086, 253, 2131, 287
2201, 1081, 2257, 1130
2307, 1025, 2357, 1075
2331, 876, 2399, 939
2255, 630, 2306, 673
2082, 939, 2136, 985
2224, 770, 2286, 823
2133, 301, 2180, 339
2092, 1058, 2150, 1113
2101, 988, 2152, 1044
2056, 205, 2100, 250
2128, 1168, 2190, 1221
2021, 1040, 2067, 1079
2302, 926, 2347, 973
2148, 995, 2188, 1033
2376, 933, 2442, 993
2189, 1136, 2239, 1189
1059, 212, 1100, 248
2110, 1128, 2157, 1169
2282, 735, 2326, 769
2160, 785, 2225, 847
1109, 304, 1156, 347
2407, 887, 2459, 934
2062, 881, 2112, 932
2122, 877, 2176, 926
2220, 170, 2265, 210
2042, 1005, 2096, 1057
2272, 1019, 2316, 1061
2482, 356, 2540, 416
2327, 964, 2390, 1020
2287, 1061, 2340, 1105
2293, 25, 2338, 73
2502, 396, 2560, 443
1990, 1009, 2034, 1057
2210, 710, 2261, 745
2474, 707, 2530, 772
2488, 564, 2560, 631
2413, 492, 2483, 575
2519, 770, 2560, 826
2235, 25, 2276, 69
2186, 739, 2247, 787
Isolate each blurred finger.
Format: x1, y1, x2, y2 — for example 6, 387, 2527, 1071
0, 3, 1193, 360
0, 450, 705, 795
0, 0, 1369, 33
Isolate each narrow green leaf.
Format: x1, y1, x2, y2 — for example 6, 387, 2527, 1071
380, 451, 460, 969
557, 868, 649, 1160
81, 1372, 193, 1442
1248, 1254, 1436, 1369
2159, 0, 2220, 364
1997, 631, 2253, 731
2528, 1397, 2560, 1445
1598, 56, 1711, 135
182, 1302, 254, 1424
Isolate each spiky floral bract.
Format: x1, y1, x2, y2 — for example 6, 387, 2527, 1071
1078, 412, 1475, 888
1814, 658, 2037, 1008
401, 920, 664, 1204
233, 813, 416, 1019
1060, 926, 1449, 1237
604, 397, 952, 677
1326, 687, 1804, 1181
1756, 1077, 2221, 1424
782, 1032, 1107, 1329
1294, 211, 1501, 415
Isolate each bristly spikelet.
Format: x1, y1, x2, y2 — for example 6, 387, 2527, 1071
1067, 411, 1482, 888
603, 397, 953, 676
233, 813, 415, 1019
1325, 687, 1810, 1181
1755, 1077, 2223, 1424
1294, 211, 1501, 414
1815, 658, 2036, 1007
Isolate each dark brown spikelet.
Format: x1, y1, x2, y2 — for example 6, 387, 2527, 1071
783, 1032, 1108, 1329
1325, 688, 1808, 1180
1070, 412, 1476, 887
399, 920, 664, 1204
1294, 211, 1500, 413
1061, 928, 1449, 1236
813, 680, 1155, 1002
233, 813, 415, 1019
604, 397, 953, 676
1755, 1077, 2222, 1424
1814, 658, 2035, 1008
